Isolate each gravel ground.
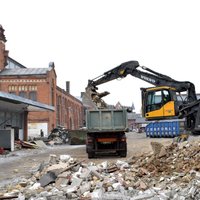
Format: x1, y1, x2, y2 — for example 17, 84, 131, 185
0, 132, 174, 188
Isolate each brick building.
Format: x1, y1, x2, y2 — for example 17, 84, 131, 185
0, 25, 84, 137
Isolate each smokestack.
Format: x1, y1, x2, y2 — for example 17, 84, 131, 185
66, 81, 70, 93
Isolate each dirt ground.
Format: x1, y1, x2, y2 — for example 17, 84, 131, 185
0, 132, 173, 188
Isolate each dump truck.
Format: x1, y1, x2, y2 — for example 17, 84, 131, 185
86, 109, 128, 158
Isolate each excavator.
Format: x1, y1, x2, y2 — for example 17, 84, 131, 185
85, 60, 200, 134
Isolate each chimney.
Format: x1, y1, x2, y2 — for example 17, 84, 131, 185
66, 81, 70, 93
0, 25, 6, 42
0, 25, 8, 71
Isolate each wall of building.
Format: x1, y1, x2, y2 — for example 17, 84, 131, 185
56, 86, 84, 130
27, 70, 57, 133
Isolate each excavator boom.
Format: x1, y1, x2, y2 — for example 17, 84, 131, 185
86, 61, 197, 108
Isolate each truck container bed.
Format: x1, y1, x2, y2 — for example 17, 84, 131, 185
86, 109, 128, 158
86, 109, 128, 131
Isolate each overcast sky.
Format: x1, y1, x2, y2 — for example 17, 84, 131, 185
1, 0, 200, 112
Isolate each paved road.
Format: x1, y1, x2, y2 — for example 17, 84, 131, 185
0, 132, 173, 188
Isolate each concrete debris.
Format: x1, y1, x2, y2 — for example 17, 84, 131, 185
48, 127, 69, 145
39, 172, 57, 187
59, 154, 71, 162
14, 140, 47, 151
47, 127, 87, 145
2, 141, 200, 199
33, 140, 47, 148
19, 141, 39, 149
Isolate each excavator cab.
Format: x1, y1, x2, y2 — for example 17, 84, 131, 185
141, 86, 177, 120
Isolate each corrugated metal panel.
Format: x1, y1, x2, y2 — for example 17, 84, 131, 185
0, 68, 49, 76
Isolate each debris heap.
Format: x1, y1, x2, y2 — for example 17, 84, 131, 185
1, 140, 200, 199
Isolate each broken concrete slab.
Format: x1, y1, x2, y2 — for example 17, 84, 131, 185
46, 163, 70, 174
39, 172, 57, 187
48, 154, 57, 165
70, 176, 83, 187
59, 154, 71, 162
102, 192, 130, 200
151, 141, 165, 156
79, 182, 91, 194
33, 140, 47, 148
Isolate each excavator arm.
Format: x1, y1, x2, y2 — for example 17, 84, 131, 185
86, 61, 197, 109
88, 61, 140, 88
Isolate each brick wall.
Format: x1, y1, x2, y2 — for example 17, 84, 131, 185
56, 87, 84, 130
27, 71, 57, 132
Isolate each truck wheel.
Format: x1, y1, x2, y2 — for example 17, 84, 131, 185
120, 150, 127, 157
88, 152, 94, 159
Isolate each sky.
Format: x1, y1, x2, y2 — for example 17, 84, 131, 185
1, 0, 200, 112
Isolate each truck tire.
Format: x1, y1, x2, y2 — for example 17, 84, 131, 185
88, 152, 94, 159
120, 150, 127, 157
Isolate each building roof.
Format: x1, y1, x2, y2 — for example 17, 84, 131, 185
0, 91, 55, 112
0, 68, 50, 76
7, 57, 27, 69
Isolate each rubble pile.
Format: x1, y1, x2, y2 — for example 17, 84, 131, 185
1, 141, 200, 199
47, 127, 69, 145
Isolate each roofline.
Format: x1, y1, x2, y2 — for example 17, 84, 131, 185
56, 86, 83, 105
0, 91, 55, 111
8, 56, 27, 68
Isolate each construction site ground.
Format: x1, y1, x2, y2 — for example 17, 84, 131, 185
0, 132, 175, 188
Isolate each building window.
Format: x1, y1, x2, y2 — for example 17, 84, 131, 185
29, 85, 37, 91
56, 104, 60, 126
58, 96, 61, 104
29, 91, 37, 101
8, 85, 17, 92
51, 79, 55, 106
19, 91, 27, 98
